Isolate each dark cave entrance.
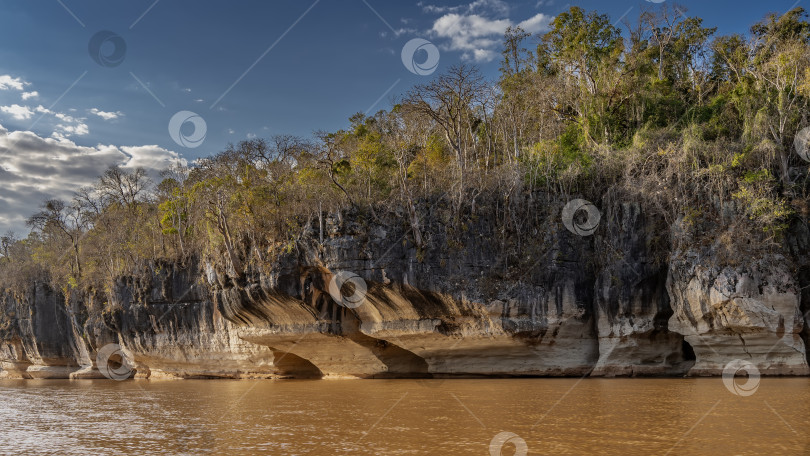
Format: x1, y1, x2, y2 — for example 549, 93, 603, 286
682, 339, 696, 361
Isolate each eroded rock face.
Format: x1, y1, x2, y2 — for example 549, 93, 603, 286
593, 203, 692, 377
96, 263, 277, 379
0, 284, 80, 378
667, 255, 809, 375
225, 278, 598, 378
213, 201, 601, 378
1, 198, 808, 379
0, 262, 279, 380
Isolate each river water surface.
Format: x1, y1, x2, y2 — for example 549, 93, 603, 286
0, 378, 808, 455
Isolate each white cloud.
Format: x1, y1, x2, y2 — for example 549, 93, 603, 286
0, 75, 90, 138
0, 124, 185, 234
426, 0, 554, 63
121, 145, 186, 171
34, 106, 89, 138
52, 123, 89, 137
419, 0, 510, 16
0, 104, 34, 120
89, 108, 123, 121
381, 27, 419, 38
246, 133, 256, 139
0, 75, 27, 91
518, 13, 554, 34
228, 128, 235, 134
431, 14, 511, 62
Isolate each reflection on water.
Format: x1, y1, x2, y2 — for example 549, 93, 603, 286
0, 378, 808, 455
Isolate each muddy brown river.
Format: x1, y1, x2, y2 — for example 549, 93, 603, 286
0, 378, 808, 455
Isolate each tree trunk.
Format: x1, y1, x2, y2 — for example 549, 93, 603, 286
659, 46, 664, 80
72, 239, 82, 278
216, 202, 244, 280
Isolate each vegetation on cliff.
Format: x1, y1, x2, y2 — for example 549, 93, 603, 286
1, 5, 809, 297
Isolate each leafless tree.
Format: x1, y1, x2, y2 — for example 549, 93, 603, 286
97, 166, 150, 208
27, 199, 88, 278
403, 64, 488, 182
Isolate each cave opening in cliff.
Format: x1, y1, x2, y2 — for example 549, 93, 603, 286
272, 351, 324, 379
682, 340, 696, 361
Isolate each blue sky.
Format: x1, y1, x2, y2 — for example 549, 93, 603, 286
0, 0, 804, 233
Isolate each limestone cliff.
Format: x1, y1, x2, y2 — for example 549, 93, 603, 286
0, 197, 807, 379
667, 256, 808, 375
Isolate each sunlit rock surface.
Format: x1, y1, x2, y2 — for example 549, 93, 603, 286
1, 199, 808, 379
667, 256, 809, 376
102, 265, 278, 379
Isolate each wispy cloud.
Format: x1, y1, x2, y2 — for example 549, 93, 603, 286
380, 27, 419, 38
418, 0, 510, 16
0, 75, 92, 139
89, 108, 124, 121
51, 123, 89, 138
34, 105, 89, 138
517, 13, 553, 34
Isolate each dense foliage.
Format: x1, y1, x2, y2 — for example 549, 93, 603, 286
2, 5, 810, 295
